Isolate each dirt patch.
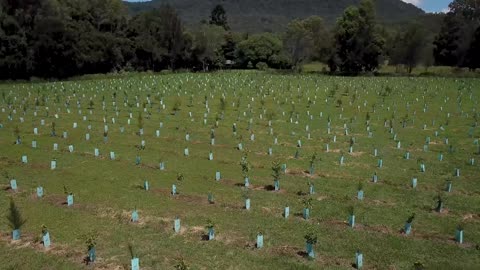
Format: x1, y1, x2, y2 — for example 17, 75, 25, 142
2, 185, 21, 194
0, 156, 17, 167
369, 199, 396, 207
44, 194, 82, 209
215, 231, 247, 247
432, 208, 450, 216
270, 245, 302, 258
0, 232, 89, 266
139, 163, 159, 170
151, 188, 171, 196
29, 162, 50, 170
356, 224, 395, 234
462, 213, 480, 221
261, 207, 277, 215
176, 193, 207, 205
286, 169, 304, 176
287, 169, 317, 179
94, 206, 123, 221
1, 231, 125, 268
349, 151, 365, 157
218, 178, 242, 187
189, 226, 204, 234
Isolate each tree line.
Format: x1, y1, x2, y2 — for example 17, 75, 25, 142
0, 0, 479, 80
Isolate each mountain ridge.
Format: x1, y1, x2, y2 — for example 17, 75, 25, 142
123, 0, 425, 32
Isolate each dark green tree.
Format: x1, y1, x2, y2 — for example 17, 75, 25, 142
303, 16, 332, 63
236, 33, 290, 69
128, 5, 187, 71
466, 26, 480, 70
191, 24, 226, 71
434, 0, 480, 68
284, 19, 314, 70
330, 0, 384, 74
209, 4, 229, 30
0, 0, 46, 79
390, 23, 427, 73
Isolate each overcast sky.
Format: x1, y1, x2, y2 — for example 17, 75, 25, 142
125, 0, 453, 13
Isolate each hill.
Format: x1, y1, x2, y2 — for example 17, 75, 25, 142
124, 0, 425, 32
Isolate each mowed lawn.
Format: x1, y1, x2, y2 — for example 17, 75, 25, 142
0, 72, 479, 269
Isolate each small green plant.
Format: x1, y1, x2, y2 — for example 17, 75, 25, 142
173, 97, 182, 112
336, 99, 343, 107
174, 257, 190, 270
219, 96, 227, 111
357, 181, 364, 191
7, 199, 26, 230
413, 261, 425, 270
240, 155, 251, 178
128, 243, 136, 259
435, 194, 444, 211
205, 219, 215, 230
457, 223, 464, 231
271, 161, 281, 180
85, 232, 97, 251
309, 153, 317, 168
348, 205, 355, 216
177, 173, 184, 182
41, 224, 48, 235
302, 197, 313, 209
406, 213, 415, 224
304, 229, 317, 245
63, 185, 73, 195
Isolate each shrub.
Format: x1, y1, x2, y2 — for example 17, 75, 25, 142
256, 62, 268, 71
7, 199, 26, 230
304, 230, 317, 245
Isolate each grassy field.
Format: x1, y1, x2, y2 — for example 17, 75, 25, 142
0, 71, 479, 269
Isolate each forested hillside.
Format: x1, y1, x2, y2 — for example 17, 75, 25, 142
124, 0, 424, 32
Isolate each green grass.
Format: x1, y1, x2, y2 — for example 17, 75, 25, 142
0, 71, 479, 269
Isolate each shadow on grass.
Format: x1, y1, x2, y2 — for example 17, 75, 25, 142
293, 213, 304, 218
134, 184, 144, 190
83, 256, 93, 265
264, 185, 275, 191
297, 251, 308, 258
